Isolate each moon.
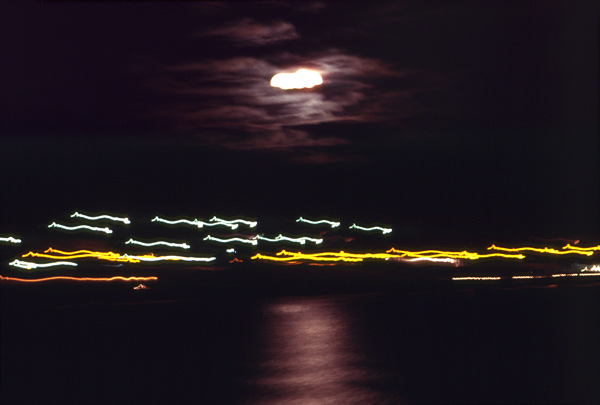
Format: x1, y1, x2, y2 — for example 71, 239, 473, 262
270, 69, 323, 90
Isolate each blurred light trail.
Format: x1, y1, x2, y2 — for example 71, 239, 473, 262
151, 216, 238, 229
226, 248, 236, 253
551, 273, 580, 277
581, 265, 600, 272
121, 254, 216, 262
48, 222, 112, 234
125, 238, 190, 249
580, 272, 600, 277
204, 235, 258, 245
270, 69, 323, 90
0, 275, 157, 283
512, 275, 546, 279
10, 259, 78, 270
386, 247, 524, 260
24, 248, 140, 263
487, 244, 593, 256
133, 284, 150, 290
210, 216, 257, 228
562, 244, 600, 252
256, 234, 324, 245
452, 277, 501, 281
0, 236, 21, 244
349, 224, 392, 234
296, 217, 340, 228
71, 211, 130, 224
252, 250, 400, 263
405, 257, 455, 263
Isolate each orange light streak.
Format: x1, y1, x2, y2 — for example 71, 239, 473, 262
487, 244, 593, 256
0, 275, 157, 283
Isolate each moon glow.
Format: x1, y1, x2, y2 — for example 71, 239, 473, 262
270, 69, 323, 90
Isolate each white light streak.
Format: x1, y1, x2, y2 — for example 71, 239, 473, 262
210, 216, 257, 228
256, 234, 323, 245
581, 265, 600, 272
0, 236, 21, 244
10, 259, 78, 270
48, 222, 112, 234
122, 254, 216, 262
125, 239, 190, 249
71, 212, 130, 224
349, 223, 392, 234
406, 257, 455, 263
203, 235, 258, 245
151, 216, 238, 230
296, 217, 340, 228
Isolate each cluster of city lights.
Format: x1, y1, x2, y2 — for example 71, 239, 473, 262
3, 211, 600, 286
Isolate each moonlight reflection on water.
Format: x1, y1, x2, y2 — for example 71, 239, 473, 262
244, 296, 402, 405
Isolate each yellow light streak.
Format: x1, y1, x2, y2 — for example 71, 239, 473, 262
23, 248, 215, 264
23, 248, 140, 263
48, 222, 112, 234
71, 211, 130, 224
386, 247, 525, 260
512, 275, 546, 279
562, 244, 600, 252
252, 250, 398, 262
0, 275, 157, 283
487, 244, 593, 256
452, 277, 501, 281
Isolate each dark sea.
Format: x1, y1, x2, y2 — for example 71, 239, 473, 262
2, 268, 600, 404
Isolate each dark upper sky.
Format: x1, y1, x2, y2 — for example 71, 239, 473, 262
1, 0, 599, 242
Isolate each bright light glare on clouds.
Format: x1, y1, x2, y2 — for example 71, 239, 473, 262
160, 49, 428, 162
270, 69, 323, 90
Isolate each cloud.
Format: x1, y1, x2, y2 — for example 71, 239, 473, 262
197, 18, 299, 46
157, 49, 435, 162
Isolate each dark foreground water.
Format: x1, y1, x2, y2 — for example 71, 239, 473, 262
2, 273, 600, 404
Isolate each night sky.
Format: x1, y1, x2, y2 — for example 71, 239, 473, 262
1, 0, 599, 244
